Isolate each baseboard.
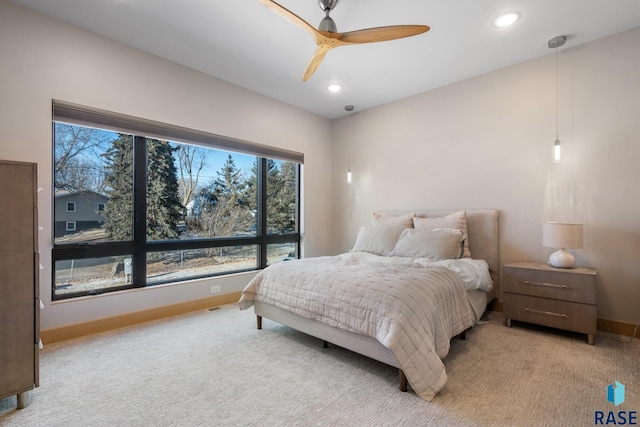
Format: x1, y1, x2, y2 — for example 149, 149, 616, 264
597, 318, 640, 339
41, 291, 242, 344
490, 299, 639, 338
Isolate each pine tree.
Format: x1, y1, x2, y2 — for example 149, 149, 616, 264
199, 155, 253, 237
146, 139, 183, 240
212, 155, 245, 204
245, 159, 261, 213
265, 159, 285, 232
102, 136, 183, 241
102, 134, 134, 240
246, 159, 298, 233
275, 161, 297, 232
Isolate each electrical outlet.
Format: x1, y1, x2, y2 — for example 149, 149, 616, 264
210, 285, 221, 294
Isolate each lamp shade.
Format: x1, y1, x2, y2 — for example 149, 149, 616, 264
543, 222, 583, 249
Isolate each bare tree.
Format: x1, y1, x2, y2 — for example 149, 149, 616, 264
54, 123, 113, 192
176, 144, 209, 213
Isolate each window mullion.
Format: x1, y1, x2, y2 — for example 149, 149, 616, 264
295, 163, 301, 258
258, 158, 268, 268
133, 135, 147, 287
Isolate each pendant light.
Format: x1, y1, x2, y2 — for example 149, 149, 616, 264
548, 35, 566, 162
346, 106, 355, 184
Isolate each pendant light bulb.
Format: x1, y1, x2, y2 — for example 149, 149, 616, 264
554, 139, 561, 162
347, 166, 352, 183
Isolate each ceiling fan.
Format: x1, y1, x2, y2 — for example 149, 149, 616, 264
258, 0, 430, 82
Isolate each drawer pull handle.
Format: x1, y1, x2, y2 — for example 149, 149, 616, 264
524, 280, 566, 289
525, 308, 566, 319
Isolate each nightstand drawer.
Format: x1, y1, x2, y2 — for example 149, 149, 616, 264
503, 265, 596, 304
503, 293, 597, 335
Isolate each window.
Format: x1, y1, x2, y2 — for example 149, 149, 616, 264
52, 101, 302, 300
66, 202, 76, 212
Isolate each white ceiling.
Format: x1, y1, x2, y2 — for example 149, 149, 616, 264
9, 0, 640, 119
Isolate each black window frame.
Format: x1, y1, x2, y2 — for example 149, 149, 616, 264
51, 101, 302, 301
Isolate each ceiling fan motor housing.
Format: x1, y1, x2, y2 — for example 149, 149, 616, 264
318, 0, 338, 11
319, 16, 337, 32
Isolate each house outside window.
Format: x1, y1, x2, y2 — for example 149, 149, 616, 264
52, 101, 302, 300
65, 221, 76, 231
66, 202, 76, 212
55, 190, 108, 237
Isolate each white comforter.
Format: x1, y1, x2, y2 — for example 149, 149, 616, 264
239, 252, 491, 401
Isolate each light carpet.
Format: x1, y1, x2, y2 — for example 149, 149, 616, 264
1, 305, 638, 426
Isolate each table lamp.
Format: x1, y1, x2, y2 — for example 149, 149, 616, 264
543, 222, 583, 268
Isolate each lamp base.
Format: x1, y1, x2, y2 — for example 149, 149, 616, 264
548, 248, 575, 268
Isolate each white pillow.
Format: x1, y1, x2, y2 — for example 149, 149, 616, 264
371, 212, 414, 229
352, 225, 403, 256
389, 228, 464, 259
413, 211, 471, 258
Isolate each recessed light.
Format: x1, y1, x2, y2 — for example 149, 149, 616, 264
493, 12, 520, 28
328, 84, 342, 93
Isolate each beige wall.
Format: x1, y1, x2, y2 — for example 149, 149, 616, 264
0, 1, 333, 331
332, 27, 640, 324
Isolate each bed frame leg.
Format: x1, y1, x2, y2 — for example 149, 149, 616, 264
256, 315, 262, 330
399, 370, 408, 392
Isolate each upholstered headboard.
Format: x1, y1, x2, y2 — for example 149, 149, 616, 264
381, 209, 500, 302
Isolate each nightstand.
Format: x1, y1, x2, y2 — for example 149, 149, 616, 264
503, 262, 597, 344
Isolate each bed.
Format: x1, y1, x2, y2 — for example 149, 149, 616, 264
239, 209, 499, 401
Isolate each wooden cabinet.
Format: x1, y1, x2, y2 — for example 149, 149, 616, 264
503, 262, 597, 344
0, 160, 39, 408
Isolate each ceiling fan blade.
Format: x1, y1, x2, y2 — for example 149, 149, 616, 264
302, 44, 332, 82
258, 0, 319, 37
336, 25, 430, 45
